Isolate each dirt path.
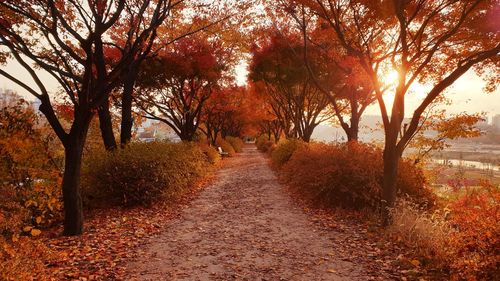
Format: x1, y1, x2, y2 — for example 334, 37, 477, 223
126, 146, 383, 280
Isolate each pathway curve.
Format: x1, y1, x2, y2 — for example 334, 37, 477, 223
126, 146, 374, 280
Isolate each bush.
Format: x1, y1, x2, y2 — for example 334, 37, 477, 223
0, 101, 63, 237
446, 181, 499, 279
197, 143, 221, 164
281, 142, 434, 210
271, 139, 304, 167
82, 142, 211, 207
388, 198, 452, 262
389, 182, 499, 280
216, 138, 236, 157
255, 135, 269, 151
225, 136, 244, 153
256, 136, 275, 153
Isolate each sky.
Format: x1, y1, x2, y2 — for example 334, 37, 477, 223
1, 58, 499, 122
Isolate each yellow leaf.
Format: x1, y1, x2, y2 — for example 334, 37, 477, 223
411, 259, 421, 267
30, 229, 41, 236
23, 226, 32, 232
11, 234, 19, 243
327, 269, 337, 273
36, 216, 42, 224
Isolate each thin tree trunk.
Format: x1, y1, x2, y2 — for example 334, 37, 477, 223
120, 65, 139, 146
98, 100, 117, 150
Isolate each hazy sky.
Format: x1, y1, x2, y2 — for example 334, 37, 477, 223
2, 59, 499, 122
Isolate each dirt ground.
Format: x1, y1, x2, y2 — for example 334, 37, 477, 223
125, 146, 401, 281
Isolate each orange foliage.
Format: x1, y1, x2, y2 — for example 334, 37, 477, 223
0, 101, 63, 237
281, 142, 435, 210
447, 181, 499, 280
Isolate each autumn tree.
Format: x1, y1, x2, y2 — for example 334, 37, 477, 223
249, 32, 332, 142
266, 2, 376, 142
201, 86, 247, 144
136, 35, 227, 141
0, 0, 144, 235
295, 0, 500, 223
93, 0, 175, 150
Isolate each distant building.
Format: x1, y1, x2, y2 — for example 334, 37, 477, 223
135, 120, 181, 142
492, 114, 500, 129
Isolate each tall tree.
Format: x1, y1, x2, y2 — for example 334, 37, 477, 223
268, 1, 377, 141
296, 0, 500, 223
136, 35, 227, 141
96, 0, 177, 149
249, 32, 332, 142
0, 0, 136, 235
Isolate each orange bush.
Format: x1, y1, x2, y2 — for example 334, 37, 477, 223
281, 142, 434, 210
225, 136, 244, 153
0, 101, 63, 237
447, 181, 499, 280
197, 142, 221, 164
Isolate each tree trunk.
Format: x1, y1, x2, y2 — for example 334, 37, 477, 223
302, 126, 314, 142
346, 119, 359, 142
62, 117, 91, 236
98, 100, 117, 150
120, 65, 138, 146
346, 100, 360, 142
381, 137, 400, 226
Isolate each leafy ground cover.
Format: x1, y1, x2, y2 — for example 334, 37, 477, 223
40, 175, 215, 280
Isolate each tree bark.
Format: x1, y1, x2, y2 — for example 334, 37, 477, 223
120, 64, 139, 146
381, 133, 400, 226
61, 116, 91, 236
98, 100, 117, 150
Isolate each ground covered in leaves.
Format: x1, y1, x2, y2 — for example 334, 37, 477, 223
125, 146, 429, 280
38, 176, 214, 280
36, 146, 438, 280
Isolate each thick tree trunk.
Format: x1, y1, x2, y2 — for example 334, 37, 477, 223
346, 119, 359, 142
381, 136, 400, 226
62, 116, 91, 236
98, 100, 117, 150
120, 65, 138, 146
302, 125, 315, 142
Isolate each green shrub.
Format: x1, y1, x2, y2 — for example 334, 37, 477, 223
82, 142, 211, 207
225, 136, 244, 153
281, 142, 434, 210
216, 138, 236, 157
197, 143, 221, 164
271, 139, 304, 167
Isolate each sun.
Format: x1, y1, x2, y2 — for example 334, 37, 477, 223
382, 70, 400, 86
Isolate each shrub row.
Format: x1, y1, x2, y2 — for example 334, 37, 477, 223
271, 139, 304, 167
256, 135, 275, 153
216, 138, 236, 157
225, 136, 244, 153
274, 141, 435, 210
82, 142, 212, 207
